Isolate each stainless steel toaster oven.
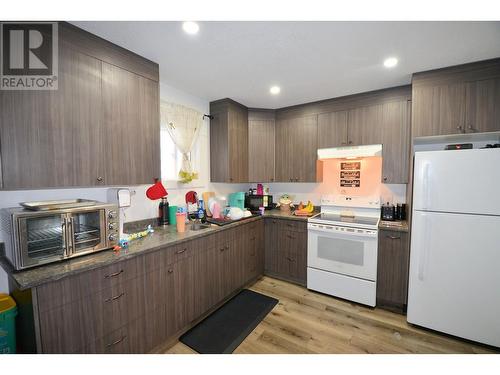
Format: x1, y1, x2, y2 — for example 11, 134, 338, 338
1, 201, 119, 270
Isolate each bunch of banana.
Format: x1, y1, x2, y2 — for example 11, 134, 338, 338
295, 201, 314, 216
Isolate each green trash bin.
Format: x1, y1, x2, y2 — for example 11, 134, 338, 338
0, 293, 17, 354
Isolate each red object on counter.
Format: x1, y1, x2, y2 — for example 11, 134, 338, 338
146, 180, 168, 200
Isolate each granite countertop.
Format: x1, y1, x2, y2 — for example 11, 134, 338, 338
378, 220, 409, 232
1, 210, 307, 290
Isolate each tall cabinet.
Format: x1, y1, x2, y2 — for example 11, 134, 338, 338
0, 22, 160, 189
248, 110, 276, 182
209, 99, 249, 183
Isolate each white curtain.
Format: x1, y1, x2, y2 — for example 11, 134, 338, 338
160, 101, 203, 183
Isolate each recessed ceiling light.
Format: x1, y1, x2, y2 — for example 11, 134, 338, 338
270, 86, 281, 95
182, 21, 199, 35
383, 57, 398, 68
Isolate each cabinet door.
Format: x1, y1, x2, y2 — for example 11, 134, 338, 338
412, 83, 467, 137
173, 255, 196, 331
347, 104, 384, 146
248, 117, 275, 182
101, 62, 160, 185
0, 47, 102, 189
228, 105, 249, 182
466, 77, 500, 133
381, 100, 410, 184
275, 118, 295, 182
317, 110, 348, 148
264, 219, 280, 274
276, 115, 318, 182
376, 230, 410, 311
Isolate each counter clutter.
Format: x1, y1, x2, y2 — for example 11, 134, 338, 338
0, 210, 306, 291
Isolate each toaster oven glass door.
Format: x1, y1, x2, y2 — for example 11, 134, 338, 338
68, 210, 107, 256
18, 214, 67, 268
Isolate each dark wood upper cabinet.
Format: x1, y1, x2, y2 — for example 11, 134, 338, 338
0, 47, 103, 189
412, 59, 500, 138
101, 62, 160, 185
381, 100, 411, 184
412, 82, 467, 137
347, 104, 384, 146
248, 110, 275, 182
466, 77, 500, 133
275, 115, 319, 182
317, 110, 348, 148
209, 99, 249, 183
0, 22, 160, 189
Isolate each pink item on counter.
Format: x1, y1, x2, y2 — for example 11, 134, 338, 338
256, 183, 263, 195
259, 206, 265, 216
212, 202, 221, 219
176, 213, 186, 233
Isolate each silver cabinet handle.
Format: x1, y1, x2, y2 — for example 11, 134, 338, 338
286, 257, 295, 262
96, 176, 103, 182
104, 292, 124, 302
104, 269, 123, 279
167, 268, 173, 274
386, 235, 401, 240
175, 248, 187, 254
106, 335, 126, 348
467, 124, 475, 132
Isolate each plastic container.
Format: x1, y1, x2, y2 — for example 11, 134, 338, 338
176, 213, 186, 233
169, 205, 178, 225
0, 294, 17, 354
228, 192, 245, 210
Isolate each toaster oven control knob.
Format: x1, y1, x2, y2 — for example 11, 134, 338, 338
108, 222, 116, 230
108, 211, 117, 219
108, 234, 117, 242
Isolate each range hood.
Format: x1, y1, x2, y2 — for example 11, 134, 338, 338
317, 144, 382, 160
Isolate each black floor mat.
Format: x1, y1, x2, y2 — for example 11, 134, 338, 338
179, 289, 279, 354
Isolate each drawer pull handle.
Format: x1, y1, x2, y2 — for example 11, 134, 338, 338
104, 270, 123, 279
104, 292, 124, 302
107, 335, 126, 348
176, 248, 187, 254
167, 268, 173, 274
387, 235, 401, 240
220, 247, 225, 252
286, 257, 295, 262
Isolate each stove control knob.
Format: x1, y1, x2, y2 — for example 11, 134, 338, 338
108, 211, 117, 219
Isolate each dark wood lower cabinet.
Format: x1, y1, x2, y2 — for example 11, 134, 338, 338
376, 229, 410, 313
32, 220, 266, 353
264, 218, 307, 286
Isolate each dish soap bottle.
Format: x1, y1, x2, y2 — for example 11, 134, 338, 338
197, 199, 206, 223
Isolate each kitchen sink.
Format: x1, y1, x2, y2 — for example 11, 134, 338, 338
189, 223, 212, 231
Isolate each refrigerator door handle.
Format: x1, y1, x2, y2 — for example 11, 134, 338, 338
421, 161, 431, 210
418, 216, 430, 281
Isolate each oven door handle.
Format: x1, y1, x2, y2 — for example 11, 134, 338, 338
308, 226, 378, 239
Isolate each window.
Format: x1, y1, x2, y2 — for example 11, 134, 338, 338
160, 127, 201, 182
160, 128, 183, 181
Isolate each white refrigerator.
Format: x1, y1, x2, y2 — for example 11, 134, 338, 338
408, 148, 500, 348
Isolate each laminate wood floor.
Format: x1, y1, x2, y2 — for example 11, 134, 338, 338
165, 276, 498, 354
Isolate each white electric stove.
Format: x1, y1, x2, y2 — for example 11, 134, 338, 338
307, 195, 381, 306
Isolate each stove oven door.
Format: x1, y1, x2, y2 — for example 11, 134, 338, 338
307, 223, 378, 281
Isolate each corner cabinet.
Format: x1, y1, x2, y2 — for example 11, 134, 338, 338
209, 99, 249, 183
275, 115, 321, 182
0, 22, 160, 189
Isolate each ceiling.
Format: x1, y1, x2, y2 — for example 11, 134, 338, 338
72, 21, 500, 108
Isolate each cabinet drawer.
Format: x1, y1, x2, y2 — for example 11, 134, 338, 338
36, 257, 139, 313
39, 282, 130, 353
278, 219, 307, 232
